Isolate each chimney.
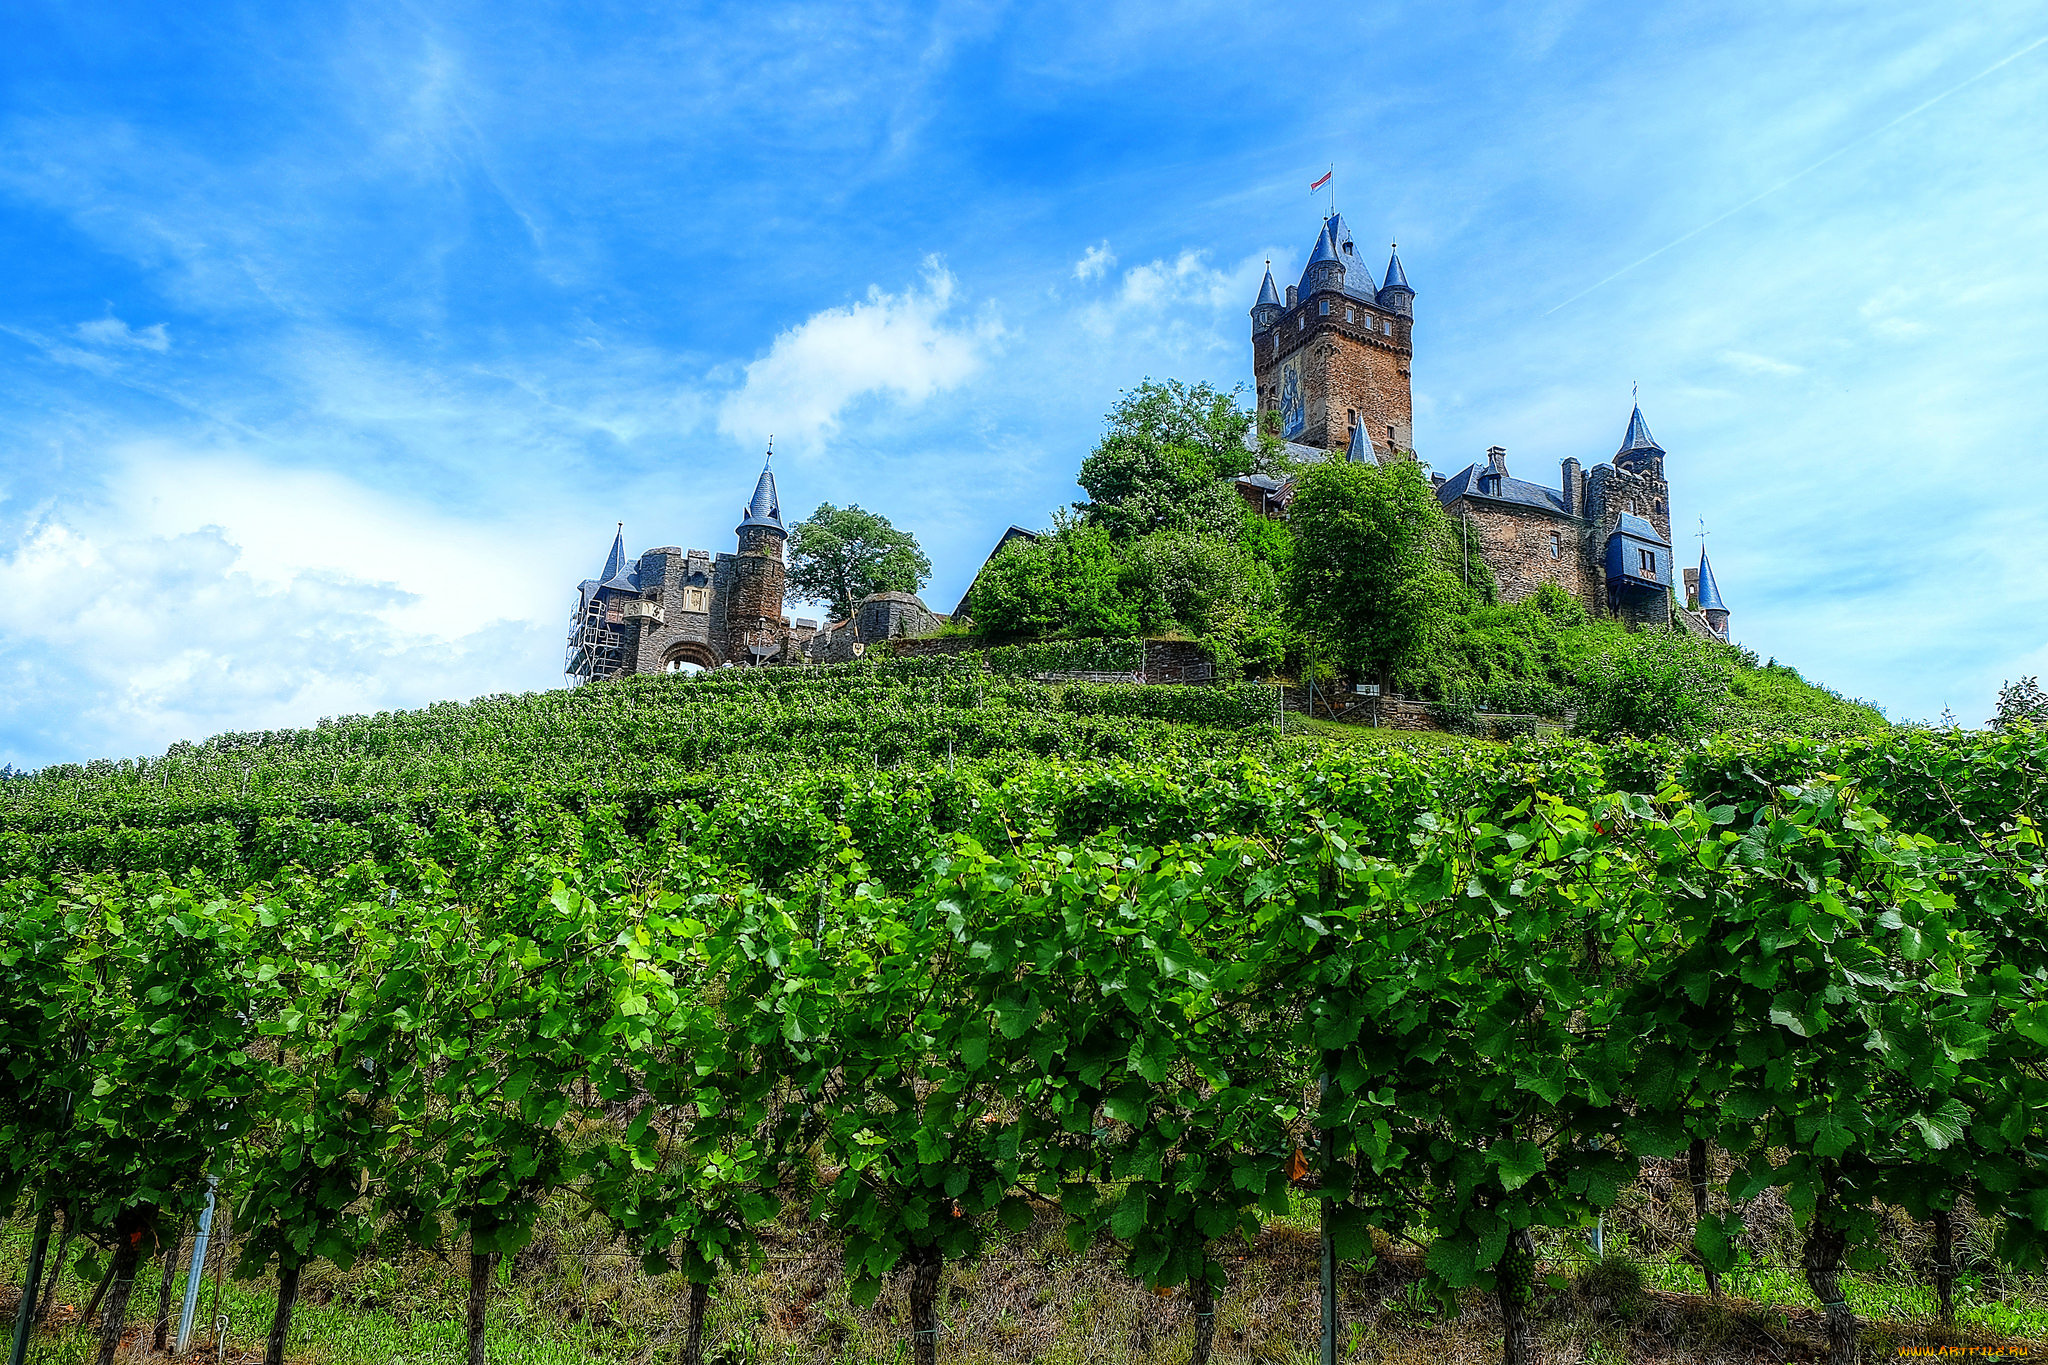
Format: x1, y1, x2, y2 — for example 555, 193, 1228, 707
1486, 446, 1509, 477
1285, 285, 1298, 307
1562, 458, 1582, 517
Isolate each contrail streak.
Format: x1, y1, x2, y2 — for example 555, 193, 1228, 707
1543, 32, 2048, 316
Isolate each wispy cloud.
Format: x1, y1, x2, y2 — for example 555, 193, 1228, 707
1073, 242, 1116, 282
75, 316, 170, 351
719, 259, 999, 452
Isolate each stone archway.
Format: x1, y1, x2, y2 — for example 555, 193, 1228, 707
663, 640, 719, 674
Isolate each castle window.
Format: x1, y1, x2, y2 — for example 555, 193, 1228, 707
1318, 299, 1329, 316
1297, 315, 1305, 331
1550, 532, 1561, 559
1345, 305, 1355, 323
1381, 318, 1391, 335
1638, 548, 1657, 575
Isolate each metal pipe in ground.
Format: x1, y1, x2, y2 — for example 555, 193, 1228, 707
6, 1202, 54, 1365
174, 1175, 219, 1355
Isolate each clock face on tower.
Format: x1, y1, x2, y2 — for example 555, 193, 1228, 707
1279, 358, 1305, 440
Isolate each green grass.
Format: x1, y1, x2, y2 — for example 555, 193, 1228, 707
10, 1195, 2041, 1365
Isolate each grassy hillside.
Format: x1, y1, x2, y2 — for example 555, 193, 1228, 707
8, 658, 2045, 1365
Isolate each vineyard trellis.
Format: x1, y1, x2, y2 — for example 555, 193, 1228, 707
3, 667, 2047, 1365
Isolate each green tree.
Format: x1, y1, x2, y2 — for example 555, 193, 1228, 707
1571, 630, 1733, 741
966, 515, 1142, 641
786, 504, 932, 623
1286, 458, 1461, 683
1076, 380, 1268, 539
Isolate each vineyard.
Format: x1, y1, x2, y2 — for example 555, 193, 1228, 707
5, 660, 2048, 1365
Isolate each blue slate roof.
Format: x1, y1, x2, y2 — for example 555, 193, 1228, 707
1435, 462, 1568, 514
737, 459, 785, 534
1295, 214, 1383, 306
1617, 404, 1663, 457
1382, 248, 1411, 292
589, 525, 641, 593
1612, 512, 1669, 546
1696, 547, 1727, 612
1347, 411, 1375, 463
1252, 264, 1281, 311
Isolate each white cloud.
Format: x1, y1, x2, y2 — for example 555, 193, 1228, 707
1073, 241, 1116, 282
1074, 251, 1268, 344
0, 447, 571, 764
1719, 349, 1803, 376
75, 316, 171, 351
718, 259, 998, 450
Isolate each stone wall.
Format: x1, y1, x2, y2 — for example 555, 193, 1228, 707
1444, 500, 1591, 609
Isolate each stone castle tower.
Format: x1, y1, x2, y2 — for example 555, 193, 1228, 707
1250, 213, 1414, 459
1249, 211, 1731, 640
726, 461, 790, 661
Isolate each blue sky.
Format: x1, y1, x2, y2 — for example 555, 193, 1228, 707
2, 1, 2044, 764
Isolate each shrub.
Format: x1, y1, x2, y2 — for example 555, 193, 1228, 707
1993, 677, 2048, 731
1571, 630, 1733, 742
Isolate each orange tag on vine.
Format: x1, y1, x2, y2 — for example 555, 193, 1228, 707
1287, 1148, 1310, 1182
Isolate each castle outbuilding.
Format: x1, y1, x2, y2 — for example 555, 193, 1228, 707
564, 456, 822, 684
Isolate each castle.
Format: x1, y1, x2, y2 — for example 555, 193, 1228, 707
566, 209, 1732, 684
565, 458, 949, 682
564, 460, 820, 682
1243, 211, 1730, 639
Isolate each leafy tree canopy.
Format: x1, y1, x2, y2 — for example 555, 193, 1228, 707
1075, 380, 1272, 540
965, 514, 1143, 642
787, 504, 932, 623
1286, 457, 1464, 681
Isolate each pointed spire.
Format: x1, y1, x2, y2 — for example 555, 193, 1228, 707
1382, 245, 1410, 293
1347, 410, 1376, 463
1253, 262, 1281, 312
737, 450, 785, 536
1617, 402, 1663, 457
1696, 546, 1727, 613
599, 522, 627, 581
1305, 221, 1341, 268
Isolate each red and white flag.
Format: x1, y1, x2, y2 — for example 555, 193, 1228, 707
1309, 170, 1332, 192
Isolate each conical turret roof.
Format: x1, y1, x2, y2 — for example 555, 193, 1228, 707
1696, 546, 1727, 613
1617, 403, 1663, 457
1382, 247, 1411, 292
1347, 411, 1375, 463
1303, 221, 1341, 272
737, 456, 785, 535
1252, 264, 1281, 312
599, 523, 627, 582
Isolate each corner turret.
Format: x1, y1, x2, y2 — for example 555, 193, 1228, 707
1251, 262, 1283, 333
1695, 546, 1729, 639
1301, 221, 1345, 297
1615, 403, 1664, 478
1378, 247, 1413, 319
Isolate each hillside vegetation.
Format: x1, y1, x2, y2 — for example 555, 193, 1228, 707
3, 656, 2045, 1365
963, 380, 1889, 745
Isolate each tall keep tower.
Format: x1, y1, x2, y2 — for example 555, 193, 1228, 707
727, 454, 788, 662
1250, 214, 1414, 459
